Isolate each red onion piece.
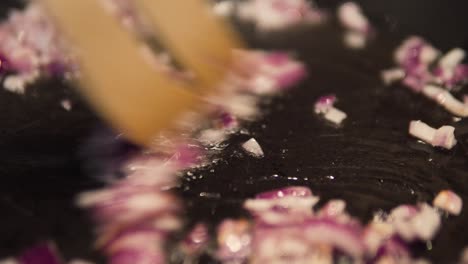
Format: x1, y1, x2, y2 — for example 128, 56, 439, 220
181, 223, 209, 255
244, 51, 306, 94
0, 4, 72, 78
343, 31, 366, 49
433, 48, 467, 88
255, 186, 313, 199
197, 129, 227, 146
60, 99, 72, 111
381, 68, 405, 85
372, 237, 411, 263
389, 204, 441, 242
395, 37, 439, 70
254, 219, 365, 259
433, 190, 463, 216
390, 37, 438, 91
314, 94, 347, 125
213, 1, 235, 17
252, 227, 334, 263
238, 0, 326, 31
401, 73, 430, 92
337, 2, 370, 35
453, 64, 468, 85
318, 199, 347, 218
101, 224, 169, 264
439, 48, 465, 70
3, 71, 40, 94
363, 221, 394, 255
245, 192, 318, 215
241, 138, 264, 158
409, 120, 457, 150
18, 242, 62, 264
338, 2, 372, 49
391, 37, 468, 91
216, 219, 252, 262
78, 186, 180, 226
219, 111, 238, 129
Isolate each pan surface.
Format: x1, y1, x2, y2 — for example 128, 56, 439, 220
0, 0, 468, 263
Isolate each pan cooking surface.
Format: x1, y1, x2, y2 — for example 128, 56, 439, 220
0, 1, 468, 263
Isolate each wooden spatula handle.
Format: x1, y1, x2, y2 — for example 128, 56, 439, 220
41, 0, 200, 146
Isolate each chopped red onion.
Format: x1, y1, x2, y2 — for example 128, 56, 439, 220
432, 48, 467, 88
453, 64, 468, 86
389, 204, 441, 242
409, 120, 457, 149
0, 3, 72, 78
69, 48, 307, 263
169, 144, 203, 169
422, 84, 468, 117
405, 120, 443, 148
363, 221, 394, 255
318, 199, 346, 218
439, 48, 465, 70
244, 51, 307, 94
18, 242, 62, 264
372, 237, 411, 263
213, 1, 235, 17
197, 128, 227, 146
381, 68, 406, 85
245, 187, 318, 214
343, 31, 366, 49
433, 190, 463, 216
390, 37, 468, 91
395, 37, 439, 70
402, 72, 432, 92
337, 2, 370, 35
255, 219, 365, 259
256, 186, 313, 199
314, 94, 347, 125
60, 99, 72, 111
102, 224, 168, 262
79, 188, 180, 226
338, 2, 371, 49
3, 72, 39, 94
180, 223, 209, 255
390, 37, 438, 91
434, 63, 468, 89
241, 138, 264, 158
216, 219, 252, 262
243, 187, 367, 261
219, 93, 259, 119
237, 0, 326, 31
214, 111, 238, 131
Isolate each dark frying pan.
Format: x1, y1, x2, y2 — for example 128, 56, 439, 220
0, 0, 468, 263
